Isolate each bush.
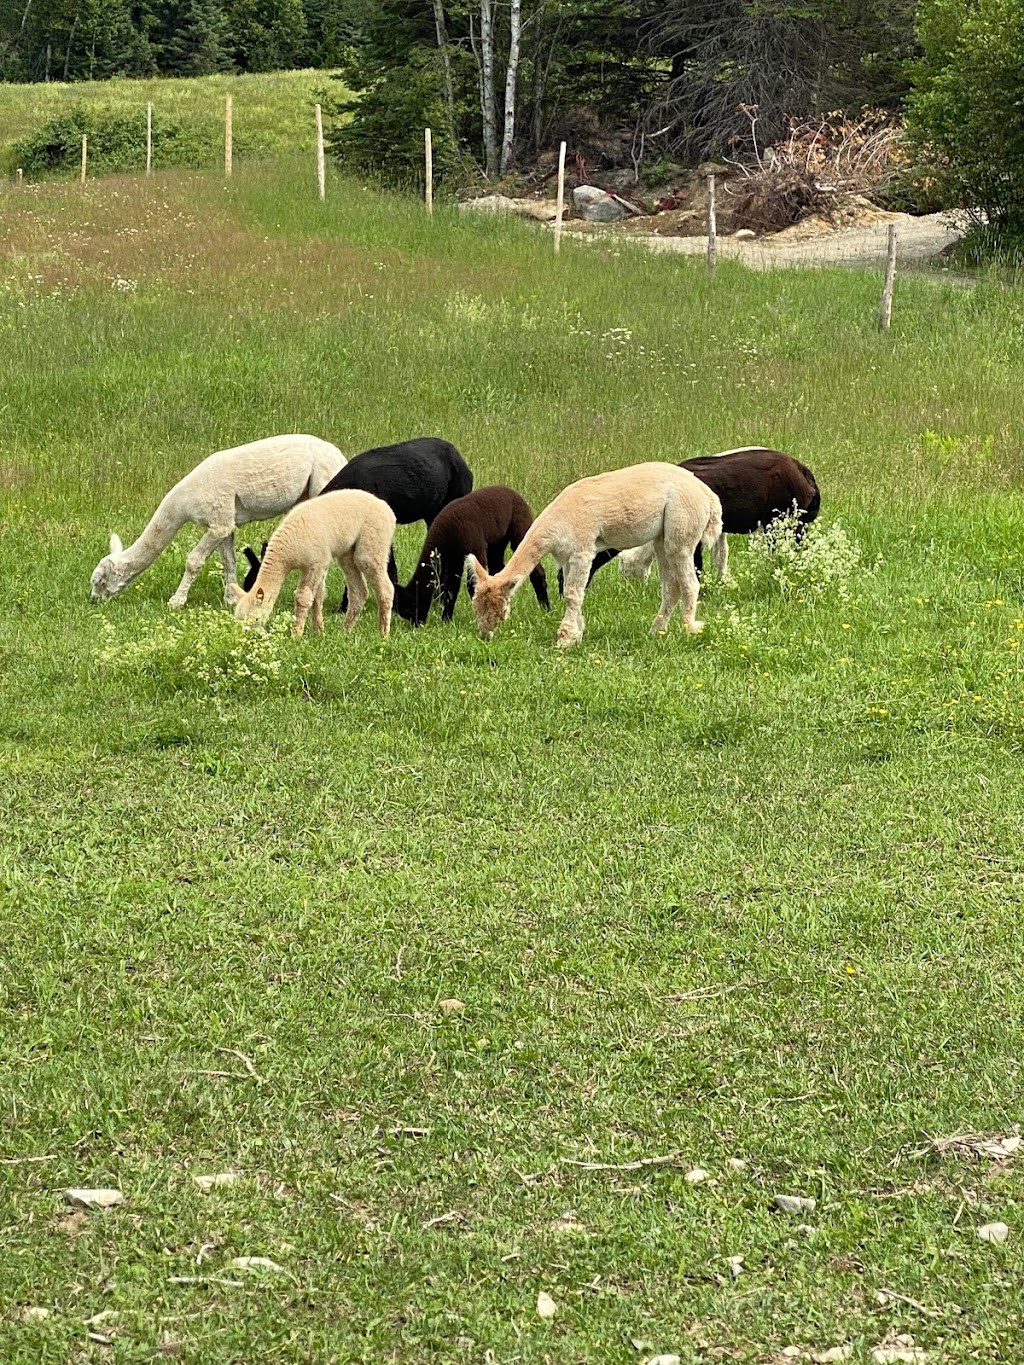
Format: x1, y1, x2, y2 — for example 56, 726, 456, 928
907, 0, 1024, 241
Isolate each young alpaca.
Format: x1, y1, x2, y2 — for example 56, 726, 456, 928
467, 463, 725, 649
234, 491, 397, 639
393, 485, 549, 626
90, 434, 346, 608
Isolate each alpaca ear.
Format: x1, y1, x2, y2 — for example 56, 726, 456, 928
465, 554, 487, 588
255, 587, 264, 603
109, 533, 123, 555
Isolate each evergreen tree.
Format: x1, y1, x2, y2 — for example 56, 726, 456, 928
157, 0, 236, 73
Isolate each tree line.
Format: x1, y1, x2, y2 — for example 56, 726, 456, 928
4, 0, 1023, 250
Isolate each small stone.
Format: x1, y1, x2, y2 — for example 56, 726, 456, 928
536, 1290, 557, 1319
685, 1167, 708, 1184
62, 1188, 124, 1210
727, 1157, 747, 1171
726, 1255, 743, 1279
18, 1306, 52, 1322
438, 998, 465, 1016
774, 1194, 817, 1215
977, 1221, 1009, 1244
193, 1172, 240, 1193
645, 1356, 681, 1365
813, 1349, 853, 1363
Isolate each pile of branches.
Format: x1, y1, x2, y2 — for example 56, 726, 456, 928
724, 106, 907, 232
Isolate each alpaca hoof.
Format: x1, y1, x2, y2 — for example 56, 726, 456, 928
168, 595, 187, 610
686, 619, 705, 634
556, 629, 580, 649
224, 583, 243, 606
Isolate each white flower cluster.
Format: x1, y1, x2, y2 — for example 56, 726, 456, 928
745, 507, 870, 602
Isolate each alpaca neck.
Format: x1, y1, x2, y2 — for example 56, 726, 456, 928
394, 559, 435, 623
121, 494, 189, 576
490, 518, 551, 596
248, 541, 292, 612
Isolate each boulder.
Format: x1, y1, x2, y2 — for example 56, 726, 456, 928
572, 185, 627, 223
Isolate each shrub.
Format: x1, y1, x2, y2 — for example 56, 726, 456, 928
10, 103, 253, 178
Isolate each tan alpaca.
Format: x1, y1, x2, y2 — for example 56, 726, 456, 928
466, 462, 725, 648
234, 490, 397, 639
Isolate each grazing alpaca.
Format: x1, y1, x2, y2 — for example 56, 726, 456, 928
593, 447, 820, 584
242, 437, 475, 603
90, 435, 346, 608
393, 486, 550, 626
467, 462, 724, 648
233, 490, 397, 639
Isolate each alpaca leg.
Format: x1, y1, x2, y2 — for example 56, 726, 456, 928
355, 544, 394, 637
710, 530, 730, 583
530, 563, 550, 610
556, 554, 593, 649
650, 539, 685, 634
619, 541, 656, 581
439, 566, 463, 621
369, 564, 394, 637
169, 524, 233, 608
292, 571, 320, 640
217, 532, 242, 605
310, 571, 328, 634
338, 554, 368, 632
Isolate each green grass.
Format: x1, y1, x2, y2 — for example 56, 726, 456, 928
0, 69, 339, 174
1, 162, 1024, 1363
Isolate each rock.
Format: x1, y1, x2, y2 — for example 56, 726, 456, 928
812, 1349, 853, 1363
536, 1290, 557, 1319
645, 1356, 681, 1365
685, 1167, 708, 1184
572, 185, 627, 223
438, 998, 465, 1016
733, 228, 757, 240
61, 1188, 124, 1210
727, 1157, 748, 1171
193, 1172, 239, 1193
774, 1194, 817, 1215
459, 194, 520, 215
18, 1306, 52, 1322
977, 1221, 1009, 1244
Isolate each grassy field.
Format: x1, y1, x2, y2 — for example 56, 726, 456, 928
1, 161, 1023, 1364
0, 69, 336, 174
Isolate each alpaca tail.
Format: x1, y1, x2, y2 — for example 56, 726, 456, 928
702, 496, 728, 580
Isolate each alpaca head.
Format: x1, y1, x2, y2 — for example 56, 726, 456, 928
90, 534, 131, 601
466, 554, 511, 639
234, 584, 270, 625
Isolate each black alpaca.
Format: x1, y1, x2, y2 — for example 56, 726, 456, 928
581, 447, 821, 584
243, 436, 474, 600
393, 486, 550, 625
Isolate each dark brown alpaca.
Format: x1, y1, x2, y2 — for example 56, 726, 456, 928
393, 485, 550, 625
583, 446, 821, 583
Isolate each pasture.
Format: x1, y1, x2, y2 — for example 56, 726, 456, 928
1, 163, 1023, 1363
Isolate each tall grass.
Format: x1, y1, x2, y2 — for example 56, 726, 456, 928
1, 164, 1023, 1363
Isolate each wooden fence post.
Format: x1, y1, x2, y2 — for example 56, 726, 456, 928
553, 140, 566, 255
425, 127, 433, 215
225, 96, 233, 178
879, 223, 898, 330
80, 135, 88, 185
707, 173, 717, 274
146, 101, 153, 175
16, 168, 23, 187
315, 103, 325, 201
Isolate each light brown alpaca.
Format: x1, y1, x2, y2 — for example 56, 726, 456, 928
466, 462, 725, 648
234, 490, 397, 639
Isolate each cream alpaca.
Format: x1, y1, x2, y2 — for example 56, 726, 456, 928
233, 490, 397, 639
466, 462, 725, 648
90, 434, 346, 608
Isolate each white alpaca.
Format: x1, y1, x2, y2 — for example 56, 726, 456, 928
90, 434, 346, 608
466, 462, 725, 648
233, 490, 397, 639
620, 535, 730, 583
